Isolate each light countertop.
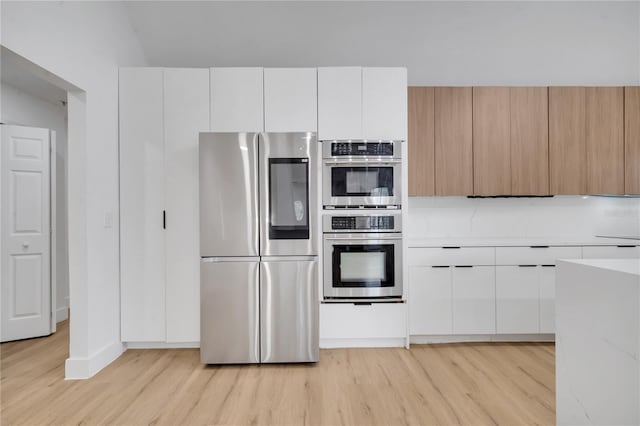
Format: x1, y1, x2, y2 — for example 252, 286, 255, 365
407, 236, 639, 248
557, 258, 640, 276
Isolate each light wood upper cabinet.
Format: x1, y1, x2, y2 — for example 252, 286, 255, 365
362, 67, 408, 140
549, 87, 587, 194
435, 87, 473, 195
264, 68, 317, 132
317, 67, 363, 140
510, 87, 549, 195
625, 86, 640, 194
210, 67, 264, 132
473, 87, 511, 195
408, 87, 435, 196
586, 87, 624, 195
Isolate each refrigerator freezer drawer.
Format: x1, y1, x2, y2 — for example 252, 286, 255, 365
260, 258, 319, 363
200, 259, 260, 364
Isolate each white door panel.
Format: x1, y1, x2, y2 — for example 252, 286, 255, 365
452, 266, 495, 334
264, 68, 318, 132
317, 67, 362, 140
164, 68, 209, 342
210, 67, 264, 132
1, 125, 51, 342
496, 266, 540, 334
539, 265, 556, 333
362, 67, 407, 140
409, 266, 453, 335
119, 68, 166, 341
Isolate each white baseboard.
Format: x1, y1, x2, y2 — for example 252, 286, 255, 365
410, 334, 556, 344
65, 340, 125, 380
56, 306, 68, 323
320, 337, 406, 349
125, 341, 200, 349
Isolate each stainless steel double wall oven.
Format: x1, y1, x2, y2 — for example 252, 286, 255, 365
322, 140, 404, 300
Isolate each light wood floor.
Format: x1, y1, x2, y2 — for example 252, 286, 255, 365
1, 321, 555, 425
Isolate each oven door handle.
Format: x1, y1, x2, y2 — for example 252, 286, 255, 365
323, 235, 402, 241
322, 159, 402, 165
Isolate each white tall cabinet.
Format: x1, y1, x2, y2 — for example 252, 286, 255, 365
120, 68, 209, 343
120, 68, 166, 342
164, 69, 210, 342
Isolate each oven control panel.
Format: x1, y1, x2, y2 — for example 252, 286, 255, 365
331, 142, 394, 157
330, 216, 395, 231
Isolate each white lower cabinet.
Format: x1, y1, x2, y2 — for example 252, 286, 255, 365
582, 245, 640, 259
409, 266, 452, 335
452, 266, 496, 334
496, 266, 540, 334
320, 302, 406, 344
539, 265, 556, 333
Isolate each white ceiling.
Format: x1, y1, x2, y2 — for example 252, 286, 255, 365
1, 47, 67, 105
123, 1, 640, 85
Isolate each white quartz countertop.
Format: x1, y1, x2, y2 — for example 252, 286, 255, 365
407, 236, 639, 248
557, 258, 640, 276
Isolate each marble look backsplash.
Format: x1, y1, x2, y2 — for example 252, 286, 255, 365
407, 196, 640, 240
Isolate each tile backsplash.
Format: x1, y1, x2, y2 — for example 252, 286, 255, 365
407, 196, 640, 240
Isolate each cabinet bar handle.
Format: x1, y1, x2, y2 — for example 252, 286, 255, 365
542, 264, 556, 268
442, 246, 461, 249
617, 245, 637, 248
530, 246, 549, 249
455, 265, 473, 268
518, 265, 537, 267
163, 210, 166, 230
431, 265, 450, 268
353, 302, 372, 306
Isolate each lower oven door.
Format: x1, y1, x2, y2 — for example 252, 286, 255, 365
323, 233, 403, 298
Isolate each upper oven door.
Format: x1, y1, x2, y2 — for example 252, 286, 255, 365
323, 160, 402, 207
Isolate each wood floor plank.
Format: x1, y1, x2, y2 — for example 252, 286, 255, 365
1, 322, 555, 425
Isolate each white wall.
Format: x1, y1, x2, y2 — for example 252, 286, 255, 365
408, 196, 640, 242
1, 1, 148, 378
125, 1, 640, 85
1, 83, 69, 321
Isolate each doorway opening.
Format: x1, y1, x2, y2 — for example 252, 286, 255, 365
0, 45, 86, 379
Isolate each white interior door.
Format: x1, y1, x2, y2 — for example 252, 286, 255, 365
1, 124, 51, 342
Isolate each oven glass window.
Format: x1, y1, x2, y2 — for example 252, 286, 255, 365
269, 158, 309, 239
341, 252, 385, 281
332, 244, 394, 288
331, 167, 394, 197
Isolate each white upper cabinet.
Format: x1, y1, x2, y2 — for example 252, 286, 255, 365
210, 67, 264, 132
362, 67, 408, 141
318, 67, 407, 141
317, 67, 363, 140
264, 68, 317, 132
164, 68, 210, 343
119, 68, 166, 342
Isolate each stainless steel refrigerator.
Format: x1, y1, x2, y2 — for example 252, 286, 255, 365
199, 132, 319, 364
